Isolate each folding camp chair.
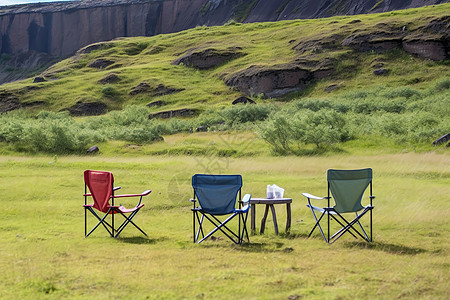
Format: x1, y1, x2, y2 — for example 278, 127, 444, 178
190, 174, 251, 244
302, 168, 375, 243
83, 170, 150, 238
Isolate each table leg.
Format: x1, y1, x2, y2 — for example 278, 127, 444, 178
260, 205, 270, 234
251, 204, 256, 233
286, 203, 291, 234
269, 204, 279, 235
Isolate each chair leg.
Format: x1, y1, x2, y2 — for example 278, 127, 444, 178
85, 207, 114, 237
197, 213, 242, 244
197, 215, 233, 244
114, 208, 147, 238
370, 207, 373, 242
329, 209, 372, 243
194, 214, 205, 243
85, 207, 87, 237
329, 214, 358, 240
193, 210, 196, 243
239, 212, 250, 243
244, 212, 250, 242
307, 206, 328, 242
355, 212, 370, 241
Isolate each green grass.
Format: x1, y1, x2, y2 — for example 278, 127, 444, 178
0, 152, 448, 299
0, 5, 449, 297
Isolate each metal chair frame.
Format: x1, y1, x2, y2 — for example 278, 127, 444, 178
190, 174, 250, 244
303, 169, 375, 244
83, 170, 149, 238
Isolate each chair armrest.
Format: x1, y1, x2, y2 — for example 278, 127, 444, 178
302, 193, 328, 200
114, 190, 151, 198
237, 194, 251, 213
240, 194, 251, 204
190, 198, 197, 202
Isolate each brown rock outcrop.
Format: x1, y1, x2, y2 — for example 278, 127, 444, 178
0, 91, 20, 112
342, 23, 406, 53
130, 82, 184, 96
232, 96, 256, 105
292, 34, 345, 54
148, 108, 198, 119
98, 73, 120, 84
173, 47, 245, 69
88, 59, 115, 69
224, 59, 334, 98
66, 101, 107, 116
402, 16, 450, 61
341, 17, 449, 60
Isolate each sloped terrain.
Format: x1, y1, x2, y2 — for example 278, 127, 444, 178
0, 0, 448, 84
0, 4, 448, 117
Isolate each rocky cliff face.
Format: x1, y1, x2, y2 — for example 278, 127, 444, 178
0, 0, 448, 83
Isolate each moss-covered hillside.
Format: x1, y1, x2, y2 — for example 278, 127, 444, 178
0, 4, 448, 116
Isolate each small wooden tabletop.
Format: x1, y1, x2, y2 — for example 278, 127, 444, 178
250, 197, 292, 235
250, 198, 292, 204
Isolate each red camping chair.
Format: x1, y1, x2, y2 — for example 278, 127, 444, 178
83, 170, 151, 238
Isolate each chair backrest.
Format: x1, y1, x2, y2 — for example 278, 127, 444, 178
327, 168, 372, 213
192, 174, 242, 215
84, 170, 114, 213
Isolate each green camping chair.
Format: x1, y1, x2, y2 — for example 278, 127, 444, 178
302, 168, 375, 243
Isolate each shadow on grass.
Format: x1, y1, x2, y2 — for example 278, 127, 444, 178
344, 241, 427, 255
284, 232, 310, 239
232, 242, 284, 253
195, 239, 285, 253
293, 146, 347, 156
117, 236, 165, 245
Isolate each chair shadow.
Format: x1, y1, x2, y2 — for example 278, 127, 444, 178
116, 236, 165, 245
343, 241, 427, 255
232, 241, 290, 253
284, 232, 310, 239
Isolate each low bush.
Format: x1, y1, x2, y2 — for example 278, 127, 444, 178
0, 111, 104, 153
101, 85, 119, 97
218, 104, 272, 127
260, 109, 349, 154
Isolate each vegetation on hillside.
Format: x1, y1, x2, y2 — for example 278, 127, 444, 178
0, 4, 449, 155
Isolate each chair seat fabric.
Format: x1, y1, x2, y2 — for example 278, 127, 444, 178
116, 204, 145, 213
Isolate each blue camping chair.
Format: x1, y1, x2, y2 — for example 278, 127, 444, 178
302, 168, 375, 243
191, 174, 251, 244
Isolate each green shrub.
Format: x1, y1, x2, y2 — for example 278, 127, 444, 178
259, 116, 292, 155
431, 77, 450, 92
379, 99, 406, 113
101, 85, 119, 97
260, 109, 350, 154
381, 86, 421, 99
0, 113, 105, 154
378, 114, 408, 136
108, 125, 162, 144
218, 104, 272, 127
293, 99, 333, 112
353, 100, 379, 114
36, 110, 71, 120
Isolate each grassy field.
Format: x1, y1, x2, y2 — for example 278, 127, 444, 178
0, 3, 448, 299
0, 150, 448, 299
